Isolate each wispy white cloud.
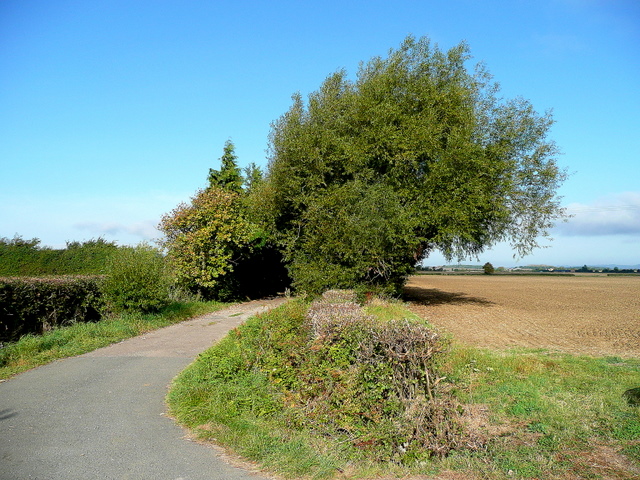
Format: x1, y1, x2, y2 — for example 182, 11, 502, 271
0, 190, 188, 248
74, 220, 159, 242
556, 192, 640, 236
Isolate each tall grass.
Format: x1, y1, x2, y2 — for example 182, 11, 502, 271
0, 301, 227, 379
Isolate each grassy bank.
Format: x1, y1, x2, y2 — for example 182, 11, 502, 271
0, 300, 228, 379
167, 299, 640, 480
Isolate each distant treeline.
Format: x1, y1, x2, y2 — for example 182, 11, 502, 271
577, 265, 639, 274
0, 236, 120, 276
417, 264, 639, 274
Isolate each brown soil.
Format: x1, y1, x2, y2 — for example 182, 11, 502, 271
404, 274, 640, 358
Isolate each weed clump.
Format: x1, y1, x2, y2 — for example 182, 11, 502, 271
294, 292, 470, 460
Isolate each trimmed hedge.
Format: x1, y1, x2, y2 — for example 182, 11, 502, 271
0, 276, 102, 342
0, 237, 119, 277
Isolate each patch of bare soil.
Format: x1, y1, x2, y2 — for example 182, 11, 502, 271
558, 443, 640, 480
404, 275, 640, 358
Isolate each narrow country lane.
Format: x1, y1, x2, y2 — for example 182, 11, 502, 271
0, 298, 286, 480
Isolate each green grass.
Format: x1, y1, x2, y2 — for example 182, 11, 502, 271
0, 300, 229, 379
437, 346, 640, 479
167, 299, 640, 480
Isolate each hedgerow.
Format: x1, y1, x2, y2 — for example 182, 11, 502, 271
0, 236, 118, 276
0, 276, 102, 342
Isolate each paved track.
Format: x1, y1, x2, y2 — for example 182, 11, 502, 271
0, 298, 286, 480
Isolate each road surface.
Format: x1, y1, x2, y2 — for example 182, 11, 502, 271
0, 298, 286, 480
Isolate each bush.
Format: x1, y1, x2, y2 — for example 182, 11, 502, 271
159, 187, 254, 300
159, 186, 290, 300
100, 244, 171, 314
0, 276, 102, 342
170, 293, 472, 467
294, 294, 464, 460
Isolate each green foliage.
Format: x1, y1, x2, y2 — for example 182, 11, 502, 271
262, 35, 566, 294
483, 262, 495, 274
158, 186, 257, 300
160, 147, 290, 300
0, 236, 118, 276
59, 238, 120, 274
168, 295, 468, 478
208, 139, 243, 193
170, 303, 640, 478
100, 243, 171, 313
284, 181, 421, 295
0, 276, 102, 342
242, 162, 264, 193
167, 300, 344, 479
0, 236, 44, 276
292, 295, 463, 460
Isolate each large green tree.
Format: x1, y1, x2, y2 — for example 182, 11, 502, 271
262, 36, 566, 294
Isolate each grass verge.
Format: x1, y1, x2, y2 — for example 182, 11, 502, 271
0, 300, 228, 379
436, 347, 640, 479
167, 298, 640, 480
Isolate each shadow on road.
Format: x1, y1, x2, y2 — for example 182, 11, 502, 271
0, 409, 18, 421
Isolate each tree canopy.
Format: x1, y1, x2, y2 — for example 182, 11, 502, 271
261, 35, 566, 294
159, 142, 287, 300
208, 140, 243, 193
159, 186, 253, 298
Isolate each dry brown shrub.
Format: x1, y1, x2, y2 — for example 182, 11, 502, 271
302, 292, 481, 459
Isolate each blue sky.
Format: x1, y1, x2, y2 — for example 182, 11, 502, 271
1, 0, 638, 267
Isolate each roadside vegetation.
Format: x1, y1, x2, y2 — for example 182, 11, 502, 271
168, 297, 640, 479
0, 300, 227, 380
157, 34, 567, 299
0, 240, 229, 379
0, 236, 119, 276
4, 34, 637, 480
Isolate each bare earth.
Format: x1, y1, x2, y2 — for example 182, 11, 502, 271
404, 274, 640, 358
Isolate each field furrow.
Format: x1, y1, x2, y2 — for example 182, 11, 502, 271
405, 274, 640, 357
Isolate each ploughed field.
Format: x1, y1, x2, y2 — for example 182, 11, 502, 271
405, 274, 640, 358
